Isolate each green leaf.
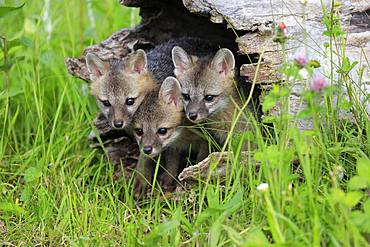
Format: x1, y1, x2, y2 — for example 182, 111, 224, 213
348, 176, 368, 190
143, 219, 180, 245
254, 151, 265, 162
223, 225, 246, 246
338, 98, 352, 111
297, 107, 314, 119
350, 201, 370, 233
20, 36, 33, 47
20, 185, 33, 201
271, 84, 280, 95
350, 211, 366, 230
0, 202, 24, 215
330, 189, 362, 208
364, 199, 370, 213
196, 190, 243, 227
323, 30, 331, 37
262, 94, 277, 113
0, 2, 25, 18
337, 57, 358, 74
0, 64, 6, 71
357, 158, 370, 181
143, 209, 181, 245
332, 25, 344, 37
216, 190, 243, 212
24, 167, 42, 182
344, 191, 363, 208
210, 217, 223, 247
0, 56, 25, 72
261, 115, 278, 123
12, 55, 25, 63
243, 227, 270, 246
208, 191, 243, 247
207, 185, 220, 209
0, 89, 23, 99
280, 87, 290, 97
330, 188, 346, 203
254, 145, 294, 167
7, 37, 32, 50
7, 38, 22, 49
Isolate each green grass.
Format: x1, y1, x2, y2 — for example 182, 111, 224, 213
1, 0, 370, 246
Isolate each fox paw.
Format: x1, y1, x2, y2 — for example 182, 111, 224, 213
159, 173, 176, 192
134, 179, 147, 200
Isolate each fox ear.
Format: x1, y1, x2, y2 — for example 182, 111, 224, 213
172, 46, 194, 77
86, 53, 109, 81
159, 76, 182, 108
125, 49, 147, 74
211, 48, 235, 76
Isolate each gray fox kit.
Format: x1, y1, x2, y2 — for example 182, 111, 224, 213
171, 46, 249, 145
86, 50, 156, 129
132, 76, 208, 196
85, 38, 215, 130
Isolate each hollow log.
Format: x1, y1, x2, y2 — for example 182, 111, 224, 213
65, 0, 370, 180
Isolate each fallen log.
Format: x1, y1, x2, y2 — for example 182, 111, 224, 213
65, 0, 369, 180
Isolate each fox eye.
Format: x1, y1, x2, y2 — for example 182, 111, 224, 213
135, 128, 143, 136
157, 128, 167, 135
182, 93, 190, 101
100, 100, 111, 107
204, 95, 215, 102
126, 98, 135, 106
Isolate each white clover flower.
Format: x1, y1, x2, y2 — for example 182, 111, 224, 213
257, 183, 269, 192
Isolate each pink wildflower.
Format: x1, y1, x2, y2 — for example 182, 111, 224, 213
294, 53, 308, 67
274, 22, 288, 43
279, 22, 286, 30
310, 74, 328, 92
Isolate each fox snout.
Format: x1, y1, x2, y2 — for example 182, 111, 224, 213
108, 107, 131, 129
140, 143, 160, 157
110, 114, 127, 129
185, 101, 208, 123
188, 112, 198, 121
142, 145, 153, 154
186, 109, 203, 123
138, 134, 162, 157
112, 120, 125, 129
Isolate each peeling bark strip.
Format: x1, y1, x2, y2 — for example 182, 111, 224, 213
65, 0, 369, 177
178, 151, 257, 182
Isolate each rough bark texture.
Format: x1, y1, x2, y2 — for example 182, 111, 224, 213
65, 0, 369, 181
178, 151, 257, 182
184, 0, 369, 127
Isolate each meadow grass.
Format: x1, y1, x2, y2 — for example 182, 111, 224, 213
1, 0, 369, 246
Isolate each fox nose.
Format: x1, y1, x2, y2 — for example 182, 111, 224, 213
113, 120, 124, 129
188, 112, 198, 121
143, 146, 153, 154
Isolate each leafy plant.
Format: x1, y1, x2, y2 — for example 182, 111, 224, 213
0, 2, 26, 90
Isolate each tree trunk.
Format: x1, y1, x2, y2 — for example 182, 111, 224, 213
65, 0, 369, 180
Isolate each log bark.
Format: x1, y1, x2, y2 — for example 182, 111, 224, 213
184, 0, 370, 125
65, 0, 370, 180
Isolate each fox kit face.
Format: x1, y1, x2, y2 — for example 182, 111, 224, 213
85, 50, 156, 129
172, 47, 235, 123
132, 77, 183, 157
